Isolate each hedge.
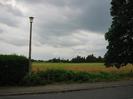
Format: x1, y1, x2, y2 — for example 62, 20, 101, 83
0, 54, 29, 85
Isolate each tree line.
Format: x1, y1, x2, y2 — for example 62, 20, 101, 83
47, 54, 104, 63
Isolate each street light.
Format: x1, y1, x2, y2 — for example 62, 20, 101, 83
29, 17, 34, 73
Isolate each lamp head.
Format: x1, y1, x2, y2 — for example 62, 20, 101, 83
29, 17, 34, 23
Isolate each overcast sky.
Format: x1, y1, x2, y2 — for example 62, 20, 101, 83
0, 0, 112, 60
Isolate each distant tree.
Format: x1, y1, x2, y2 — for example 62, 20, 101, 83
86, 54, 97, 63
105, 0, 133, 68
71, 56, 85, 63
31, 59, 44, 62
48, 55, 104, 63
48, 58, 60, 63
48, 58, 69, 63
97, 56, 104, 63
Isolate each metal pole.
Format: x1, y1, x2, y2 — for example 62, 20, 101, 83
29, 18, 33, 73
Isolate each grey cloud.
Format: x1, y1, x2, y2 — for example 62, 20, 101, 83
1, 4, 23, 17
73, 42, 107, 57
0, 29, 3, 34
19, 0, 112, 50
0, 15, 17, 27
75, 0, 112, 33
20, 0, 97, 8
19, 0, 73, 7
38, 22, 78, 37
31, 0, 112, 41
0, 37, 28, 46
0, 0, 112, 59
0, 2, 23, 27
37, 34, 83, 48
0, 2, 23, 16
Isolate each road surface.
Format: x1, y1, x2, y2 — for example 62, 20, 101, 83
0, 86, 133, 99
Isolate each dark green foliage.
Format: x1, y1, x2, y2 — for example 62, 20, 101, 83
22, 70, 91, 85
86, 54, 97, 63
38, 69, 76, 82
21, 69, 133, 86
71, 56, 86, 63
71, 55, 104, 63
48, 58, 70, 63
0, 54, 28, 85
105, 0, 133, 68
48, 54, 104, 63
21, 73, 44, 86
32, 59, 44, 62
73, 72, 90, 82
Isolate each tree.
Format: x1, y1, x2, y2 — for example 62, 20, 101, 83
86, 54, 97, 63
48, 58, 70, 63
97, 56, 104, 63
71, 56, 86, 63
105, 0, 133, 68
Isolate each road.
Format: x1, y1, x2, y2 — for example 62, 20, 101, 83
0, 86, 133, 99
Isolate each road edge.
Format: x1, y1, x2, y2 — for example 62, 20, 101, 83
0, 80, 133, 96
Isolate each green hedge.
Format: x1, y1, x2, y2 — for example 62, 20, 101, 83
0, 55, 29, 85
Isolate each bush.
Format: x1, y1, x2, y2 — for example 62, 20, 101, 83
21, 73, 45, 86
0, 54, 29, 85
37, 69, 76, 82
73, 72, 90, 82
93, 72, 119, 81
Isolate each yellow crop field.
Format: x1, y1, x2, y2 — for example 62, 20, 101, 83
32, 62, 133, 73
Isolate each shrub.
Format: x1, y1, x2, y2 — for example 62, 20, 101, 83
37, 69, 76, 82
94, 72, 119, 81
21, 73, 46, 86
0, 54, 29, 85
73, 72, 90, 82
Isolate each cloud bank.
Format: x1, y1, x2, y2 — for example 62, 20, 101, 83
0, 0, 111, 59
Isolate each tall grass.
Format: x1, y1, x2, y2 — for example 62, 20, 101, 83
22, 69, 133, 86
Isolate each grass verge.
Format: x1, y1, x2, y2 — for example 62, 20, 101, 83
21, 69, 133, 86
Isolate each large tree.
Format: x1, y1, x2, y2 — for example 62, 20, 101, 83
105, 0, 133, 68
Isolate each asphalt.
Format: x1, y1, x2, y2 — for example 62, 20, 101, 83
0, 80, 133, 96
1, 86, 133, 99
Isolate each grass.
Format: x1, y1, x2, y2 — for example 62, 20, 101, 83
32, 62, 133, 73
21, 62, 133, 86
22, 69, 133, 86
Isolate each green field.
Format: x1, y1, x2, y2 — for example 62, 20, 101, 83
32, 62, 133, 73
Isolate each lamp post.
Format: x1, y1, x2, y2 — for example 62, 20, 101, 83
29, 17, 34, 73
